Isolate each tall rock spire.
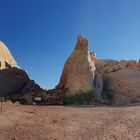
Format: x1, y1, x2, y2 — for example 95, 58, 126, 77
56, 35, 96, 93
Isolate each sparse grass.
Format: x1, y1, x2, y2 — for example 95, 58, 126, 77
63, 90, 96, 105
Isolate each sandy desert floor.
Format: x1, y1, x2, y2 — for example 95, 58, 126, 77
0, 102, 139, 140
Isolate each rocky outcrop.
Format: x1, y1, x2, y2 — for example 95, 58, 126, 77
1, 36, 140, 105
120, 60, 140, 70
103, 69, 140, 104
0, 41, 42, 97
56, 35, 96, 93
91, 54, 140, 104
0, 41, 18, 69
16, 89, 66, 105
0, 67, 42, 97
0, 68, 29, 97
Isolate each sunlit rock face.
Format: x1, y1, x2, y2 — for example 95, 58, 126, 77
0, 41, 18, 69
56, 35, 96, 93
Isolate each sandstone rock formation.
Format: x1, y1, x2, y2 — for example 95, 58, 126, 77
91, 54, 140, 104
1, 36, 140, 105
56, 35, 96, 93
120, 60, 140, 70
0, 41, 18, 69
0, 41, 42, 97
103, 69, 140, 104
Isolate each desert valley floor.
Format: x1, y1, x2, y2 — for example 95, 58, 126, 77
0, 102, 139, 140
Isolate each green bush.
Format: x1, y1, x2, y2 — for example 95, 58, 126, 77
63, 90, 96, 105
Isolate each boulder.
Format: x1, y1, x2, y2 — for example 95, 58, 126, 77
0, 67, 29, 97
103, 69, 140, 104
56, 35, 96, 93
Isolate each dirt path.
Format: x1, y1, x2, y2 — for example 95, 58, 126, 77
0, 102, 139, 140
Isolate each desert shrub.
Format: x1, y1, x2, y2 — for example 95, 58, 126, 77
63, 90, 96, 105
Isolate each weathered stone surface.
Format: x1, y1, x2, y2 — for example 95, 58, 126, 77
91, 59, 123, 74
103, 69, 140, 104
56, 35, 96, 93
0, 68, 29, 97
0, 41, 18, 69
90, 48, 140, 104
120, 60, 140, 70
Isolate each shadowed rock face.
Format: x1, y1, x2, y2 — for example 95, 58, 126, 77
0, 68, 29, 97
0, 41, 42, 97
56, 35, 96, 93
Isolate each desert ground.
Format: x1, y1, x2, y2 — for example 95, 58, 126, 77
0, 102, 139, 140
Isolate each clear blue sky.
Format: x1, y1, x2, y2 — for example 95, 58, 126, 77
0, 0, 140, 88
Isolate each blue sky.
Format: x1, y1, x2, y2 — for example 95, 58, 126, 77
0, 0, 140, 88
